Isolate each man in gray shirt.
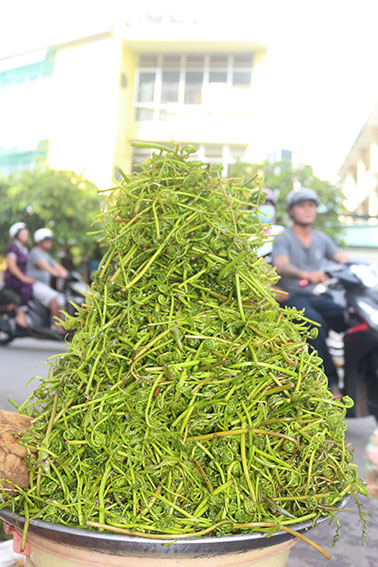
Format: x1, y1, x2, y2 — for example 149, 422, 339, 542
27, 228, 68, 334
272, 187, 349, 398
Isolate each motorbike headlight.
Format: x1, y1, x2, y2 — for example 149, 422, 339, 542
350, 264, 378, 288
356, 298, 378, 330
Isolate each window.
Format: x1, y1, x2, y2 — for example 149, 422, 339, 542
204, 144, 223, 159
0, 140, 49, 175
139, 55, 158, 67
209, 71, 227, 83
230, 145, 248, 160
137, 72, 155, 102
0, 50, 55, 90
161, 71, 180, 103
159, 108, 178, 121
134, 53, 254, 121
232, 72, 251, 87
131, 142, 248, 175
162, 55, 181, 67
187, 55, 205, 67
184, 71, 203, 104
131, 146, 153, 171
209, 55, 228, 84
234, 54, 253, 67
135, 108, 154, 121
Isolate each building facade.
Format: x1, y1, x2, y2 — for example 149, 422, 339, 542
338, 101, 378, 260
339, 101, 378, 217
0, 29, 121, 189
0, 11, 267, 189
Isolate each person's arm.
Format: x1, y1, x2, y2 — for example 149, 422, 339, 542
274, 254, 328, 284
36, 259, 62, 278
323, 232, 349, 264
333, 250, 349, 264
35, 251, 68, 279
54, 263, 68, 278
6, 256, 34, 284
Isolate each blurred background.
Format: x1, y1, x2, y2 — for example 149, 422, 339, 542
1, 0, 378, 269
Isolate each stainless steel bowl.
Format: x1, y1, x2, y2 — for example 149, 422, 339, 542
0, 500, 349, 559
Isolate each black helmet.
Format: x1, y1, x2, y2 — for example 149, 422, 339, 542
286, 187, 319, 210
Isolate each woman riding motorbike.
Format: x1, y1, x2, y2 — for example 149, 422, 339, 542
3, 222, 35, 328
256, 188, 284, 259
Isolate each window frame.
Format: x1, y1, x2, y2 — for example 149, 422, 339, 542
133, 53, 253, 122
131, 142, 248, 175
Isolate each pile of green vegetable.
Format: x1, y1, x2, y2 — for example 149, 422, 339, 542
1, 143, 366, 539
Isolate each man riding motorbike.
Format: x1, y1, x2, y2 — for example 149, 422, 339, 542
3, 222, 34, 328
272, 187, 349, 398
27, 228, 68, 335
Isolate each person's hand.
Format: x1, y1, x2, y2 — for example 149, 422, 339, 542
24, 276, 35, 284
305, 271, 329, 284
272, 286, 289, 303
59, 266, 69, 279
52, 266, 68, 279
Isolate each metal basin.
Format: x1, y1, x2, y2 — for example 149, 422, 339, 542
0, 505, 342, 559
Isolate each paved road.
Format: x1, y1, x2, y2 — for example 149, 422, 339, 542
288, 415, 378, 566
0, 339, 377, 565
0, 338, 66, 411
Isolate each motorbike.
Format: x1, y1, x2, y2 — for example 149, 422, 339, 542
311, 260, 378, 420
0, 272, 88, 345
261, 239, 378, 418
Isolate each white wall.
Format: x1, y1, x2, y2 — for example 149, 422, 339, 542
48, 37, 119, 188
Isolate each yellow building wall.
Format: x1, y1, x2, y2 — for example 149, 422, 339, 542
113, 44, 138, 175
121, 40, 267, 169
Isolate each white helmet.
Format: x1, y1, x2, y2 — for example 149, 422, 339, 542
34, 228, 54, 244
9, 222, 26, 240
